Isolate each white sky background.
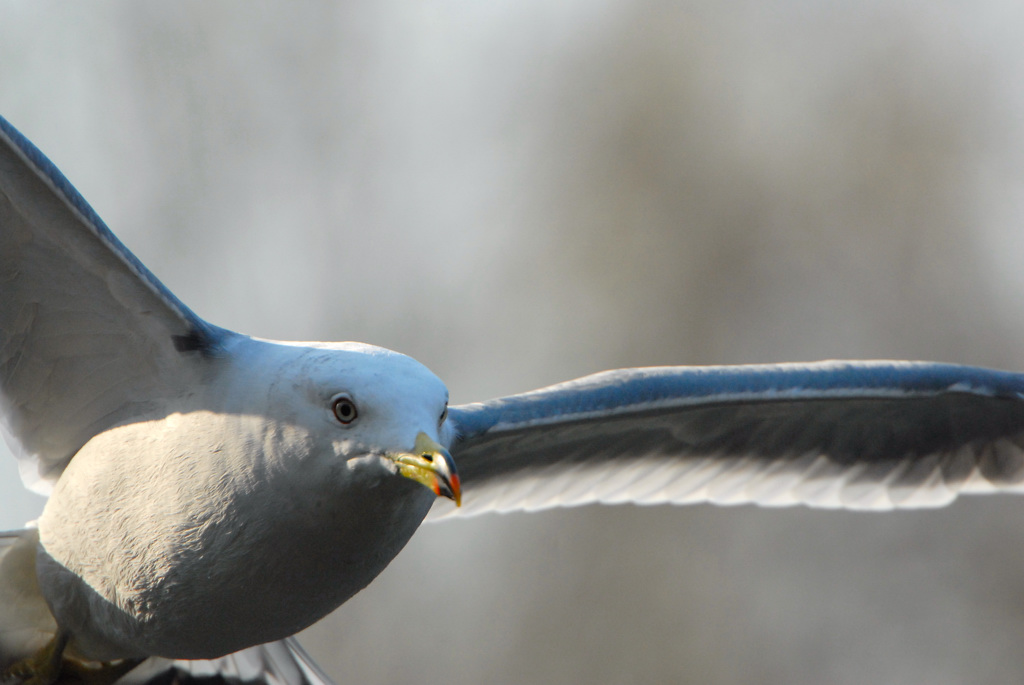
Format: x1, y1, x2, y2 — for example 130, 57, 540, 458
4, 2, 1024, 683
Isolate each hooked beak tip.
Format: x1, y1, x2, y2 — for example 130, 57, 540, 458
438, 473, 462, 507
431, 455, 461, 507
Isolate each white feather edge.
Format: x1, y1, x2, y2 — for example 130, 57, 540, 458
429, 438, 1024, 520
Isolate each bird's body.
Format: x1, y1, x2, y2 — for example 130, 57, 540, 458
3, 113, 1024, 684
35, 338, 444, 662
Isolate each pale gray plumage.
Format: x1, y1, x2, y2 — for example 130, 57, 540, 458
0, 530, 330, 685
0, 116, 453, 682
437, 362, 1024, 518
0, 113, 224, 496
3, 112, 1024, 684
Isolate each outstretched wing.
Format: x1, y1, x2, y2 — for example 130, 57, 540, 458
0, 116, 231, 494
434, 361, 1024, 518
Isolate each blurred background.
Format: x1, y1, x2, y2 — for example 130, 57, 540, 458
3, 1, 1024, 683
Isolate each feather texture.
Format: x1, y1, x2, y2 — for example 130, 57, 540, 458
0, 116, 228, 494
434, 362, 1024, 517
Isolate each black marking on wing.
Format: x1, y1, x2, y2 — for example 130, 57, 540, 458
172, 329, 216, 355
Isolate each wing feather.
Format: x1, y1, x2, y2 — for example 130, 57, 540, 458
118, 637, 333, 685
0, 116, 230, 493
433, 361, 1024, 518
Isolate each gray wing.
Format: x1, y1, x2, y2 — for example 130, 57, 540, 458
434, 361, 1024, 518
121, 638, 334, 685
0, 115, 231, 493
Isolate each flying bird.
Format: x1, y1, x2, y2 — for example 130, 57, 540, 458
2, 114, 1024, 685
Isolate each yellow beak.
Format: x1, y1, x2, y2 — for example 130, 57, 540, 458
390, 432, 461, 507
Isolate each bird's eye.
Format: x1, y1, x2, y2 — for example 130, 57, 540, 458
439, 404, 448, 426
332, 395, 358, 425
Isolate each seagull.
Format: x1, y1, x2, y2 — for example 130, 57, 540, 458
2, 114, 1024, 685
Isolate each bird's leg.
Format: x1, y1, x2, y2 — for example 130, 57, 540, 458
1, 630, 70, 685
1, 632, 142, 685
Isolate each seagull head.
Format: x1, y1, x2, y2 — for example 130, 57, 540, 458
246, 339, 461, 508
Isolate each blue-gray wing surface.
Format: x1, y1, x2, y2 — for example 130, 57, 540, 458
436, 361, 1024, 517
0, 116, 228, 493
